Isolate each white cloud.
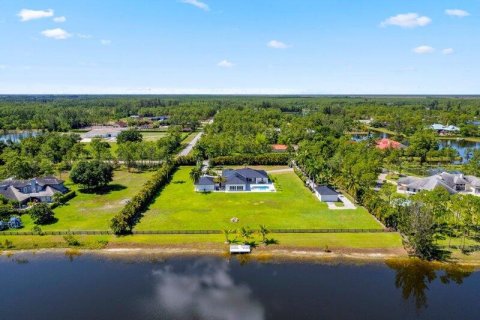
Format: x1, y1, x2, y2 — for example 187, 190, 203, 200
181, 0, 209, 11
267, 40, 289, 49
41, 28, 72, 40
217, 60, 234, 68
53, 16, 66, 23
445, 9, 470, 17
442, 48, 454, 55
413, 45, 435, 54
18, 9, 54, 22
381, 13, 431, 28
100, 39, 112, 45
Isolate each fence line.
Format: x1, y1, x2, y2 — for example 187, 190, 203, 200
0, 228, 394, 236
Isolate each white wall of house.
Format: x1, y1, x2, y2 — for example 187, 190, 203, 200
195, 185, 215, 192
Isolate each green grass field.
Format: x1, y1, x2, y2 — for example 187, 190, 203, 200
17, 169, 154, 231
141, 131, 167, 141
136, 167, 383, 231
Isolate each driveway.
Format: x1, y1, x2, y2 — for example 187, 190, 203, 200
177, 132, 203, 157
326, 194, 356, 210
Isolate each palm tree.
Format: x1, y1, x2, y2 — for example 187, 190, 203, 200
222, 229, 235, 244
259, 225, 269, 244
239, 227, 253, 244
189, 166, 202, 183
214, 175, 227, 188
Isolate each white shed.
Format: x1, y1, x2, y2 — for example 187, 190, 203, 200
315, 186, 339, 202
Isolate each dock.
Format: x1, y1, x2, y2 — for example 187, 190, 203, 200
230, 244, 251, 254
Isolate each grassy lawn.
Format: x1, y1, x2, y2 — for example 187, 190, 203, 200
17, 169, 154, 231
0, 233, 403, 251
141, 131, 167, 141
136, 166, 383, 231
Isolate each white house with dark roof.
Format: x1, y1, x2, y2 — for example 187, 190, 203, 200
195, 168, 275, 192
0, 177, 68, 205
397, 172, 480, 196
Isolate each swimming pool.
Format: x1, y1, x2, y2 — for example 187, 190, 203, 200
250, 185, 276, 192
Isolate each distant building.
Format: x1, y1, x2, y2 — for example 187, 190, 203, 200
430, 124, 460, 135
376, 138, 406, 150
271, 144, 288, 152
81, 126, 127, 142
0, 177, 68, 205
397, 172, 480, 196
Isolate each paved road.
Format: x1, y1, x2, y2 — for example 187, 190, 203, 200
177, 132, 203, 157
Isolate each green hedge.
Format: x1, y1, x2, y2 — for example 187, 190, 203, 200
50, 191, 76, 209
111, 163, 177, 234
175, 155, 197, 166
210, 153, 290, 166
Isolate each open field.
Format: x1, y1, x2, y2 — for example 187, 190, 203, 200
136, 166, 384, 231
140, 131, 167, 141
15, 169, 154, 231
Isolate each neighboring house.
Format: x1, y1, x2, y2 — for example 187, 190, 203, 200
0, 177, 68, 205
195, 168, 274, 192
430, 124, 460, 135
81, 126, 127, 142
271, 144, 288, 152
376, 138, 406, 150
314, 186, 339, 202
397, 172, 480, 196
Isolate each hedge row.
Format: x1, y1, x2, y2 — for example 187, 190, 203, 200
175, 155, 197, 166
50, 191, 77, 209
110, 163, 177, 234
210, 153, 290, 166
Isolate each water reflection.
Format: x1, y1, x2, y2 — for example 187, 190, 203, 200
145, 258, 264, 320
386, 259, 474, 310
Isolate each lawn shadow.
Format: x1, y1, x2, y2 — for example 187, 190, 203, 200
172, 180, 186, 184
78, 184, 127, 195
265, 238, 279, 246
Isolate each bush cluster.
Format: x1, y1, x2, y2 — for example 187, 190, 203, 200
210, 153, 290, 166
110, 163, 177, 234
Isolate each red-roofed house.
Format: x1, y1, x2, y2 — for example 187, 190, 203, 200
376, 138, 406, 150
271, 144, 288, 152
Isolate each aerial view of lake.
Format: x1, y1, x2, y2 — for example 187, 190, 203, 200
1, 254, 478, 320
0, 131, 40, 143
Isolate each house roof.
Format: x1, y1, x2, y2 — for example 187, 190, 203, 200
235, 168, 268, 180
197, 176, 215, 185
0, 177, 66, 202
315, 186, 338, 196
225, 175, 247, 185
376, 138, 405, 150
271, 144, 288, 151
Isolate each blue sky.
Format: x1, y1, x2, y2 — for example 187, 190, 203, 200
0, 0, 479, 94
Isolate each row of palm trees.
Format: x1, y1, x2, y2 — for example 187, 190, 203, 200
223, 225, 272, 246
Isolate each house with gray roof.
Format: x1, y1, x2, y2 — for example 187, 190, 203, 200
397, 172, 480, 196
0, 176, 68, 205
195, 168, 275, 192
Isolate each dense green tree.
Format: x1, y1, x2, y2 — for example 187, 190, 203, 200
70, 160, 114, 190
117, 129, 143, 144
29, 203, 55, 225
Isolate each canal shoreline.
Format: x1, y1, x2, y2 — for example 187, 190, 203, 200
3, 246, 480, 268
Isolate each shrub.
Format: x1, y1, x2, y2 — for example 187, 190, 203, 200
111, 162, 177, 234
32, 225, 44, 235
63, 233, 81, 246
29, 203, 55, 225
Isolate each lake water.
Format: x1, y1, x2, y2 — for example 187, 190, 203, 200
0, 131, 40, 143
1, 254, 479, 320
